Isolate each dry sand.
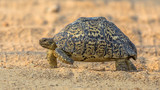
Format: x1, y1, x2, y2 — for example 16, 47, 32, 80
0, 0, 160, 89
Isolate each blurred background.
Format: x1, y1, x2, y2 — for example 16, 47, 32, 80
0, 0, 160, 71
0, 0, 160, 89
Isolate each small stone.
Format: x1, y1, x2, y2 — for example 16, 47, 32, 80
48, 4, 60, 13
2, 22, 9, 27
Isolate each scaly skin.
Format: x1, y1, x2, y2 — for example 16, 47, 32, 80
47, 50, 57, 68
126, 60, 137, 71
54, 48, 74, 64
116, 59, 137, 71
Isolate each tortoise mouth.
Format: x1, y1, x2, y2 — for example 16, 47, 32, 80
40, 44, 48, 48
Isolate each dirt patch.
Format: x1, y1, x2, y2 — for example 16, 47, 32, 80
0, 0, 160, 89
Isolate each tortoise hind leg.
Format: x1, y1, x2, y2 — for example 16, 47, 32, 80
54, 48, 74, 64
126, 60, 137, 71
115, 59, 128, 71
115, 59, 137, 71
47, 50, 57, 68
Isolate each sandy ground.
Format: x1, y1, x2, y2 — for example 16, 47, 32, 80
0, 0, 160, 89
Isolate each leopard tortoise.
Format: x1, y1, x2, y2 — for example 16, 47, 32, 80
39, 17, 137, 71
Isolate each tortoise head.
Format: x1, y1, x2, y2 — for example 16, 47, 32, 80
39, 38, 57, 50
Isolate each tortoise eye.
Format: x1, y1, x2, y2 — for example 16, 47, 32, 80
43, 39, 46, 42
41, 38, 47, 42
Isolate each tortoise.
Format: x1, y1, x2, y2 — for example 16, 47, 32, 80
39, 17, 137, 71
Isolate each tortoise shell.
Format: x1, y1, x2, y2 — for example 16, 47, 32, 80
53, 17, 137, 61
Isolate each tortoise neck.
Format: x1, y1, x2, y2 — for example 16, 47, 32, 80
50, 40, 57, 50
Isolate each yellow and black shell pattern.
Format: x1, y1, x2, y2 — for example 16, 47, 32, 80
53, 17, 137, 60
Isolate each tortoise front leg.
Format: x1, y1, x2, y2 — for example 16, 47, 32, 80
54, 48, 74, 64
47, 50, 57, 68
